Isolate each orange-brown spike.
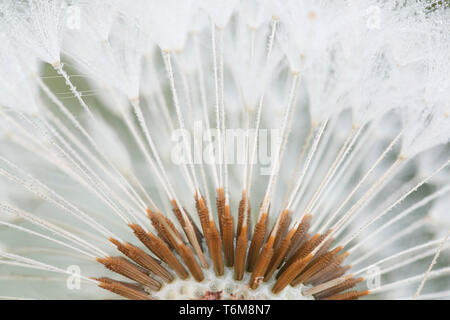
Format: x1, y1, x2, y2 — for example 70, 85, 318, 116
278, 233, 320, 277
146, 233, 191, 280
178, 243, 204, 282
222, 203, 235, 267
151, 213, 207, 280
285, 214, 312, 259
216, 188, 226, 237
286, 214, 312, 258
271, 254, 313, 294
147, 209, 181, 249
264, 228, 296, 282
128, 223, 189, 279
185, 206, 204, 243
291, 246, 343, 286
205, 220, 224, 276
237, 191, 250, 238
128, 223, 165, 261
314, 236, 335, 258
315, 277, 364, 300
95, 277, 153, 300
234, 224, 248, 281
246, 212, 268, 272
170, 202, 203, 242
321, 290, 370, 300
280, 229, 332, 277
195, 194, 210, 235
194, 194, 224, 276
272, 210, 292, 249
95, 277, 144, 291
249, 236, 275, 289
109, 238, 174, 283
169, 199, 208, 269
317, 265, 351, 286
97, 256, 161, 291
307, 252, 350, 286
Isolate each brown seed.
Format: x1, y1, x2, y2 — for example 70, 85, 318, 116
234, 224, 248, 281
291, 246, 342, 286
285, 214, 312, 259
264, 228, 296, 282
97, 256, 161, 291
216, 188, 226, 237
249, 237, 274, 289
109, 238, 173, 283
128, 223, 189, 279
95, 277, 153, 300
246, 212, 268, 272
315, 277, 364, 299
272, 254, 313, 294
222, 203, 235, 267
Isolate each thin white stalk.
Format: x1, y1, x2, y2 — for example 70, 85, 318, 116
0, 203, 107, 257
0, 156, 117, 241
0, 251, 98, 284
35, 76, 148, 215
302, 125, 360, 216
193, 32, 219, 192
287, 118, 329, 216
36, 117, 135, 225
310, 156, 404, 258
348, 184, 450, 253
162, 50, 199, 194
330, 156, 404, 234
357, 244, 449, 281
369, 267, 450, 295
341, 158, 450, 248
280, 128, 313, 206
353, 238, 446, 277
263, 74, 301, 235
413, 231, 449, 299
311, 124, 373, 231
319, 129, 403, 234
259, 73, 300, 220
241, 17, 279, 227
49, 113, 147, 212
349, 218, 428, 267
290, 118, 337, 214
211, 22, 223, 188
0, 221, 98, 259
53, 63, 95, 120
217, 27, 229, 200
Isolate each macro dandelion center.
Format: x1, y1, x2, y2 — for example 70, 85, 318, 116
0, 0, 449, 301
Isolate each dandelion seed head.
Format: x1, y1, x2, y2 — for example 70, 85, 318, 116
1, 0, 67, 65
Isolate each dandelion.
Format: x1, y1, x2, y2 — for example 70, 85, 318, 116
0, 0, 449, 300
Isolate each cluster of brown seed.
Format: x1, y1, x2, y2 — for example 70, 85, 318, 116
93, 188, 369, 300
